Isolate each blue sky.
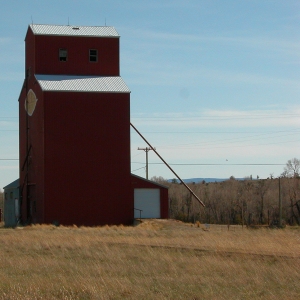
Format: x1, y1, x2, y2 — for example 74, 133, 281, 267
0, 0, 300, 189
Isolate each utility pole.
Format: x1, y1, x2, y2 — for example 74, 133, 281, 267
138, 147, 155, 179
279, 177, 282, 227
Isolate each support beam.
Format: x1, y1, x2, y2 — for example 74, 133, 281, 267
131, 122, 205, 207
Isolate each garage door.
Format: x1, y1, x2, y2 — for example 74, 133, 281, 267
134, 188, 160, 218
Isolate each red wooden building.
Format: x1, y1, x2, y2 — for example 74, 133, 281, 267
18, 24, 168, 226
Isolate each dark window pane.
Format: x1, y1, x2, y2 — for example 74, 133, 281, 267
59, 48, 67, 62
89, 49, 98, 62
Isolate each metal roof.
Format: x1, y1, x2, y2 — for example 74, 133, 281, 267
131, 174, 169, 189
35, 75, 130, 93
3, 179, 19, 190
29, 24, 119, 37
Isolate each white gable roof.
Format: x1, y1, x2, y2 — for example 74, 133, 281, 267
35, 75, 130, 93
29, 24, 119, 37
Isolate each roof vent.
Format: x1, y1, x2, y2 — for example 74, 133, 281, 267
72, 27, 80, 30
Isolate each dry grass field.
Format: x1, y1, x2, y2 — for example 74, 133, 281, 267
0, 220, 299, 300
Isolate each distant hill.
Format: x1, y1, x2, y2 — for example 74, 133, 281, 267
168, 178, 245, 184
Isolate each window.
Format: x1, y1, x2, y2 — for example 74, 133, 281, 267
59, 48, 68, 61
89, 49, 98, 62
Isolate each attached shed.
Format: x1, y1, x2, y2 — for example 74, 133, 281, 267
3, 179, 20, 227
131, 175, 168, 219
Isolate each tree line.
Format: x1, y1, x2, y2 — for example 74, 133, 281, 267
1, 159, 299, 226
152, 158, 300, 226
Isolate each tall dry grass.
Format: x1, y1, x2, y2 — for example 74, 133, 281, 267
0, 220, 299, 299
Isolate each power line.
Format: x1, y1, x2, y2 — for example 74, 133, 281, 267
0, 158, 18, 160
131, 127, 300, 150
132, 166, 145, 172
133, 129, 300, 134
145, 136, 300, 150
131, 114, 300, 121
132, 162, 285, 166
0, 159, 285, 165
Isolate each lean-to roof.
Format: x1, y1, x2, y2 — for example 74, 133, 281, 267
35, 75, 130, 93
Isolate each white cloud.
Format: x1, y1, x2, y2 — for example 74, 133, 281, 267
130, 106, 300, 179
131, 134, 297, 179
131, 107, 300, 129
122, 26, 300, 58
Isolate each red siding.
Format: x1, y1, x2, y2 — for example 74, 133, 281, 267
160, 188, 169, 219
20, 89, 133, 226
19, 78, 45, 224
25, 29, 35, 76
25, 27, 119, 76
36, 35, 119, 76
42, 92, 132, 226
19, 87, 27, 221
131, 175, 169, 219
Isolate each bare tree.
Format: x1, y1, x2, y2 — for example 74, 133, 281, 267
255, 179, 270, 224
283, 158, 300, 177
150, 176, 170, 186
157, 160, 300, 226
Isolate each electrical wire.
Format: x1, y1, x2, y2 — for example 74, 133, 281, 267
132, 166, 146, 172
131, 162, 285, 166
131, 113, 300, 121
0, 159, 18, 160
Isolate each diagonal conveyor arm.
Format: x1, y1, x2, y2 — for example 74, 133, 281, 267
130, 122, 205, 207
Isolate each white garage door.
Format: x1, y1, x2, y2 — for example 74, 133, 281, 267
134, 188, 160, 218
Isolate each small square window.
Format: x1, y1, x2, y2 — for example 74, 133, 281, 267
59, 48, 68, 62
89, 49, 98, 62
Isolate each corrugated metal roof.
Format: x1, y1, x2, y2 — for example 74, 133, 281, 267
3, 179, 19, 189
29, 24, 119, 37
35, 75, 130, 93
131, 174, 169, 189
